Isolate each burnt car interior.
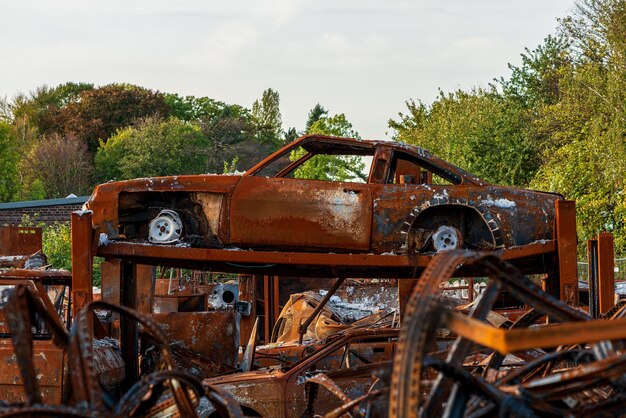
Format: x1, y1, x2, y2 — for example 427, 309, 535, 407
117, 191, 215, 246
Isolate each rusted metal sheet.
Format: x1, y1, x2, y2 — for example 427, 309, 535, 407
0, 226, 42, 256
230, 176, 373, 251
100, 259, 121, 305
0, 341, 65, 405
153, 311, 240, 367
238, 274, 256, 345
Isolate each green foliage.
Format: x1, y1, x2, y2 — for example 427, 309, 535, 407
389, 0, 626, 255
251, 88, 283, 147
95, 117, 210, 181
10, 82, 94, 131
20, 215, 102, 286
389, 89, 539, 186
42, 84, 171, 152
22, 179, 46, 201
223, 157, 240, 174
42, 222, 73, 271
164, 94, 228, 122
305, 104, 328, 132
292, 107, 366, 182
20, 134, 94, 198
0, 122, 20, 202
199, 104, 273, 174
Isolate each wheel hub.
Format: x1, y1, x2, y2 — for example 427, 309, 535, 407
148, 209, 183, 244
432, 225, 462, 252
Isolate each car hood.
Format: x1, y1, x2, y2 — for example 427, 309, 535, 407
87, 174, 243, 201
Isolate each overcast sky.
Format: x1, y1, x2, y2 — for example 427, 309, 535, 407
0, 0, 574, 139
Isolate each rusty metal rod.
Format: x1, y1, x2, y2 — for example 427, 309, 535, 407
298, 277, 346, 344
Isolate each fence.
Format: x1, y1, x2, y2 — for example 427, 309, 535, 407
577, 258, 626, 282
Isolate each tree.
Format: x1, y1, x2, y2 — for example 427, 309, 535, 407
251, 88, 282, 147
284, 127, 299, 143
164, 94, 228, 122
42, 84, 170, 152
9, 82, 94, 131
95, 117, 210, 181
0, 122, 20, 202
305, 104, 328, 132
388, 0, 626, 255
389, 89, 539, 187
20, 134, 94, 198
292, 106, 365, 182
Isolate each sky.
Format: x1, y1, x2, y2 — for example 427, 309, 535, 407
0, 0, 574, 139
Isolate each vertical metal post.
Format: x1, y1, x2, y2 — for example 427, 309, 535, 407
398, 279, 418, 320
135, 264, 154, 314
238, 274, 256, 346
598, 232, 615, 314
555, 200, 578, 305
263, 275, 273, 343
587, 239, 599, 318
71, 211, 94, 316
120, 261, 138, 391
100, 259, 121, 305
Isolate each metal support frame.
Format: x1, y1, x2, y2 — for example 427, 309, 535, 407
120, 261, 139, 391
70, 211, 94, 316
597, 232, 615, 314
263, 275, 280, 343
555, 200, 578, 305
445, 310, 626, 354
588, 239, 599, 318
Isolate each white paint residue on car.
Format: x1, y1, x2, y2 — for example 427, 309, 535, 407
482, 198, 516, 208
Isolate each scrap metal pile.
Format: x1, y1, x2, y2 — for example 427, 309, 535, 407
390, 250, 626, 418
0, 282, 243, 418
2, 251, 626, 417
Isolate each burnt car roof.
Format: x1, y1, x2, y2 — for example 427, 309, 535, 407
246, 134, 489, 186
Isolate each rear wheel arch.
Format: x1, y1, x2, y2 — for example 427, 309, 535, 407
403, 202, 502, 252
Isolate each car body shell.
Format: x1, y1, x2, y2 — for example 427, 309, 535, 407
86, 135, 562, 257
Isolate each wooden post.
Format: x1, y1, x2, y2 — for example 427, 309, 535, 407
71, 211, 94, 316
555, 200, 578, 305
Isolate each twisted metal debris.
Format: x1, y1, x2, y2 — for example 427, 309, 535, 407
389, 250, 626, 418
0, 284, 243, 418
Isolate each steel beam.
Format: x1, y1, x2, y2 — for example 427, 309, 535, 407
555, 200, 578, 305
598, 232, 615, 314
71, 211, 94, 315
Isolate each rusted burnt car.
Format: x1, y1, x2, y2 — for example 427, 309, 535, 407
203, 328, 397, 417
87, 135, 561, 256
